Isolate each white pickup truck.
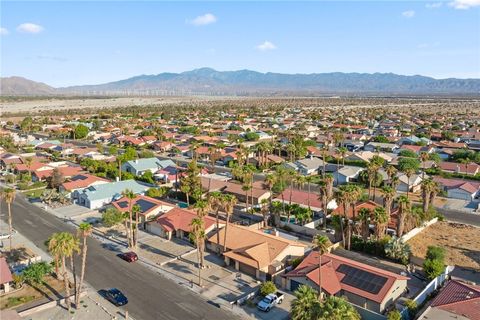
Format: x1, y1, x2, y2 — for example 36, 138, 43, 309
257, 292, 284, 312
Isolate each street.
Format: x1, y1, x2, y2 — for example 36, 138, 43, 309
1, 195, 244, 320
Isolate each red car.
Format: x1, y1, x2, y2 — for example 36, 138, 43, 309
118, 252, 138, 262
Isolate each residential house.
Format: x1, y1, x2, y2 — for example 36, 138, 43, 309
282, 252, 409, 313
207, 224, 306, 280
59, 173, 110, 198
112, 195, 175, 228
433, 177, 480, 201
333, 166, 364, 186
273, 188, 337, 212
76, 179, 151, 209
295, 157, 326, 176
146, 207, 219, 240
0, 257, 13, 294
121, 158, 175, 176
396, 172, 424, 193
32, 165, 84, 182
364, 142, 399, 153
345, 151, 393, 163
438, 161, 480, 176
418, 280, 480, 320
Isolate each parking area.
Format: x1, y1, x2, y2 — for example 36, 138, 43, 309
51, 204, 96, 219
137, 235, 195, 265
239, 291, 294, 320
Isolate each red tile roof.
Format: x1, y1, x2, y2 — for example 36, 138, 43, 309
0, 257, 13, 284
274, 188, 323, 209
61, 174, 109, 191
153, 207, 216, 233
430, 280, 480, 320
285, 252, 408, 304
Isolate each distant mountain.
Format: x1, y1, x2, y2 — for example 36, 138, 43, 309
1, 76, 56, 96
2, 69, 480, 96
61, 68, 480, 96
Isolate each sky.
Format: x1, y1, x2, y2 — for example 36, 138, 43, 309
1, 1, 479, 87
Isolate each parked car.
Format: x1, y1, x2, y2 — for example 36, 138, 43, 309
0, 229, 16, 240
117, 251, 138, 263
257, 292, 284, 312
103, 288, 128, 306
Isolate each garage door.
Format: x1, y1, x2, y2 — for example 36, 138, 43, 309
290, 280, 303, 292
239, 262, 257, 277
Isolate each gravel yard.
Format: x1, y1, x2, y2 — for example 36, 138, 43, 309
407, 221, 480, 270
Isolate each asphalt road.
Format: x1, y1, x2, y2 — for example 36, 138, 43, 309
437, 208, 480, 227
1, 195, 243, 320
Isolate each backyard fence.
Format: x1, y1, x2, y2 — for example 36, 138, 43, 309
400, 218, 438, 242
400, 265, 454, 320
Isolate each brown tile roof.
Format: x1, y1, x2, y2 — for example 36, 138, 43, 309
208, 224, 305, 269
153, 207, 216, 233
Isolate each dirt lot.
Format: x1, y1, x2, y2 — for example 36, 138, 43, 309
408, 221, 480, 270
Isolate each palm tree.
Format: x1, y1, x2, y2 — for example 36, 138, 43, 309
357, 208, 371, 242
264, 174, 276, 210
291, 285, 320, 320
338, 147, 348, 166
459, 157, 470, 179
321, 146, 329, 176
47, 232, 80, 311
122, 189, 136, 248
366, 162, 377, 200
385, 165, 397, 186
132, 204, 141, 249
318, 296, 361, 320
318, 181, 328, 230
334, 188, 349, 247
312, 235, 331, 300
260, 199, 270, 227
4, 188, 16, 251
207, 191, 223, 253
403, 168, 415, 199
189, 216, 205, 286
221, 194, 237, 253
76, 223, 92, 307
397, 195, 411, 237
373, 206, 388, 239
420, 152, 429, 179
381, 186, 395, 216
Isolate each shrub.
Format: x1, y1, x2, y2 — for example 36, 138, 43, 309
423, 258, 445, 280
22, 262, 52, 285
405, 299, 418, 318
425, 246, 445, 261
260, 281, 277, 296
290, 257, 303, 269
387, 310, 402, 320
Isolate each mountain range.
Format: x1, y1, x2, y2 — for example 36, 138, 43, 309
2, 68, 480, 96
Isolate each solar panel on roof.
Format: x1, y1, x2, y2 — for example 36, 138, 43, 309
337, 264, 387, 294
136, 199, 157, 212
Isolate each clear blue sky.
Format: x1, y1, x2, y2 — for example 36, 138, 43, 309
1, 1, 479, 87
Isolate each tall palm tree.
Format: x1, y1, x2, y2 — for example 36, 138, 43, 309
373, 206, 388, 239
76, 223, 92, 307
403, 168, 415, 199
260, 199, 269, 227
312, 235, 331, 300
221, 194, 237, 253
338, 147, 348, 166
357, 208, 371, 242
47, 232, 80, 311
385, 165, 397, 186
4, 188, 16, 251
189, 217, 205, 286
381, 186, 395, 216
264, 174, 276, 210
420, 152, 429, 179
334, 188, 349, 247
304, 175, 313, 209
207, 191, 223, 253
121, 189, 136, 248
132, 204, 141, 249
318, 181, 328, 230
396, 195, 411, 237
